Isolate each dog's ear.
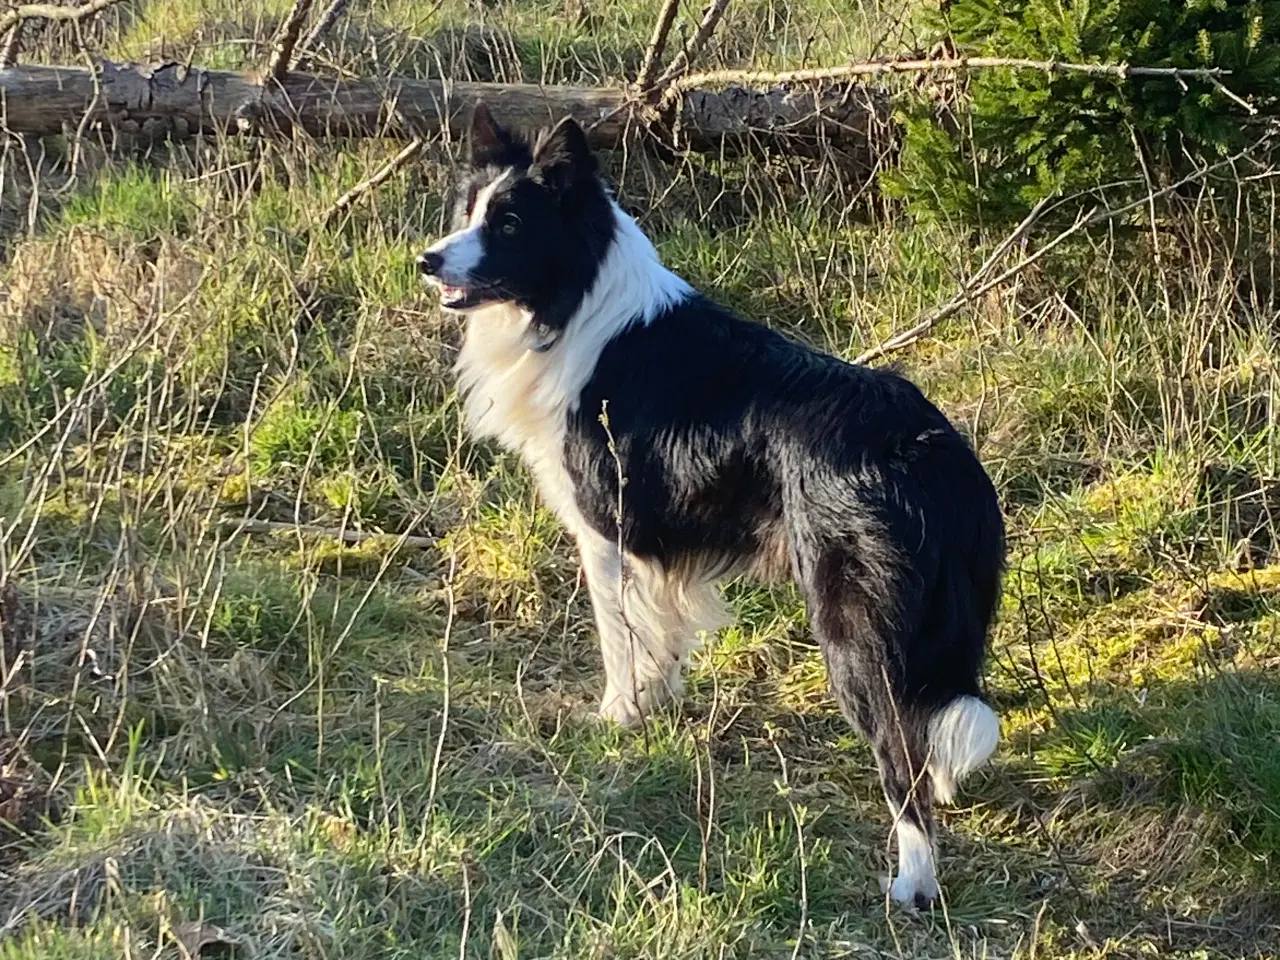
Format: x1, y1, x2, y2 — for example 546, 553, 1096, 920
531, 115, 596, 191
469, 102, 515, 168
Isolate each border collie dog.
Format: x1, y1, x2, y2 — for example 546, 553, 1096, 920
418, 103, 1005, 908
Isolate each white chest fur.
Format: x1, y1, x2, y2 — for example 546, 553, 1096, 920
454, 303, 586, 530
451, 202, 694, 538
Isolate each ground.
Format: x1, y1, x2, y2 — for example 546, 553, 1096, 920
1, 1, 1279, 958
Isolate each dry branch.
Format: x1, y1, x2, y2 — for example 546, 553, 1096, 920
0, 26, 22, 68
854, 129, 1278, 365
673, 55, 1235, 94
854, 197, 1053, 365
325, 137, 425, 223
653, 0, 732, 89
637, 0, 681, 92
0, 61, 895, 173
269, 0, 314, 81
295, 0, 352, 71
0, 0, 125, 35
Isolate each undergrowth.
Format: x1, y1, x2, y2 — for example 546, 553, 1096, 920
1, 1, 1279, 958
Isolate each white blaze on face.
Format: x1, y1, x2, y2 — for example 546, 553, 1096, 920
422, 171, 512, 289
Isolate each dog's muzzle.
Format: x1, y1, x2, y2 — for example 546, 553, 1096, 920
417, 249, 497, 312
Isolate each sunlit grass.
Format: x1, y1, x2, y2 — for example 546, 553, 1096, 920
1, 0, 1278, 957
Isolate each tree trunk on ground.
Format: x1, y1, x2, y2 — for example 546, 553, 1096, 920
0, 61, 897, 176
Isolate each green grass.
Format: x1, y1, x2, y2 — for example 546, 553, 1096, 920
2, 1, 1280, 958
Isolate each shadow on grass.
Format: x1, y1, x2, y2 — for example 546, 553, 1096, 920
993, 663, 1280, 956
3, 545, 1278, 958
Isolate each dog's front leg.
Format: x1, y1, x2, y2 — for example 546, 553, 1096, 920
577, 533, 684, 726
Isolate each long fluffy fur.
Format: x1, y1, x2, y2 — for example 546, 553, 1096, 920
452, 201, 691, 535
419, 105, 1007, 906
929, 696, 1002, 805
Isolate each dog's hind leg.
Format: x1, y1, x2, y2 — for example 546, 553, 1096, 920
874, 718, 940, 908
803, 548, 941, 908
578, 532, 727, 726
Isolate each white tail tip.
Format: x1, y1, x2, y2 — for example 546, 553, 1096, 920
928, 695, 999, 805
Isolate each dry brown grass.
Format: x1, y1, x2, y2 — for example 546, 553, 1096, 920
0, 1, 1278, 958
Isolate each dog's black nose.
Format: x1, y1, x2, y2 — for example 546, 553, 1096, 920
418, 251, 444, 276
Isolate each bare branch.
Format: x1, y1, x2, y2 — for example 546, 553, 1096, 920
637, 0, 681, 92
854, 129, 1277, 365
1206, 71, 1257, 115
0, 0, 126, 37
0, 26, 22, 68
294, 0, 351, 71
673, 55, 1235, 95
324, 137, 425, 224
653, 0, 732, 89
268, 0, 314, 82
855, 196, 1055, 366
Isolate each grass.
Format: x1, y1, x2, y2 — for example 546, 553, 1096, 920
2, 1, 1280, 958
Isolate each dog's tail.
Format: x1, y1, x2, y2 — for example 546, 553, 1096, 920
927, 695, 999, 805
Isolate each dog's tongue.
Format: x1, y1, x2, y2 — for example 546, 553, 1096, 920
440, 285, 466, 302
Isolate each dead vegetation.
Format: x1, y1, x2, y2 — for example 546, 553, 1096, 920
0, 1, 1278, 959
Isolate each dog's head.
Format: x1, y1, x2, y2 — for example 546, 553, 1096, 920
418, 103, 615, 338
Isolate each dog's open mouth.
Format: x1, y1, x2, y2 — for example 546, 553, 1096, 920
432, 282, 500, 312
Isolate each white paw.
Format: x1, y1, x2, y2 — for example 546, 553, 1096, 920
889, 871, 940, 909
598, 691, 643, 727
599, 667, 686, 727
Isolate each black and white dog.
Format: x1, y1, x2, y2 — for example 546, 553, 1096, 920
418, 103, 1005, 908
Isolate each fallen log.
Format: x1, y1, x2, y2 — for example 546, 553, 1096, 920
0, 60, 896, 175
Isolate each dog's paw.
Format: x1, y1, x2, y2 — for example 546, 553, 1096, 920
598, 692, 643, 727
888, 872, 940, 910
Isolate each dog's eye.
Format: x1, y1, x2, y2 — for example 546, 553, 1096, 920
500, 214, 520, 236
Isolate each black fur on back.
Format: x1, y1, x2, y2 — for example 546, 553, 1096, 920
566, 294, 1004, 712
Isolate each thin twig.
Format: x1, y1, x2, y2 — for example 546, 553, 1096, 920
636, 0, 681, 92
600, 399, 649, 735
856, 194, 1053, 365
770, 736, 809, 960
0, 0, 125, 35
324, 137, 425, 225
458, 858, 472, 960
217, 517, 436, 549
855, 128, 1277, 365
426, 553, 458, 822
268, 0, 314, 82
0, 26, 22, 68
65, 14, 102, 189
294, 0, 351, 71
671, 55, 1235, 95
1206, 71, 1258, 115
652, 0, 732, 89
